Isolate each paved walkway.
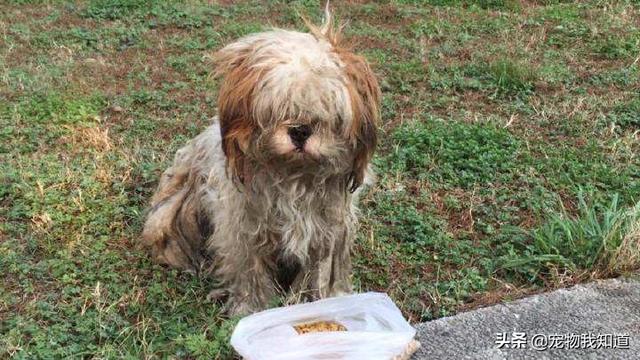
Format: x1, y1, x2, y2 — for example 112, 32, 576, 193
413, 278, 640, 359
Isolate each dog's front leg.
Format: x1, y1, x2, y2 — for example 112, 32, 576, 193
328, 231, 353, 296
292, 231, 353, 300
217, 252, 277, 316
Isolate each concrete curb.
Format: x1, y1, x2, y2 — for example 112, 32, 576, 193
412, 278, 640, 359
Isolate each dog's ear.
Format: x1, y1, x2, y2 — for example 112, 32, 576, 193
339, 51, 381, 193
213, 41, 266, 185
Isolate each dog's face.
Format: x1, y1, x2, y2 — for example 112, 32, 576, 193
213, 26, 380, 192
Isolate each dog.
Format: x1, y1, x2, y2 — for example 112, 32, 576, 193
141, 11, 380, 315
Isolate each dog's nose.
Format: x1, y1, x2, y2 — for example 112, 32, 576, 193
288, 125, 312, 148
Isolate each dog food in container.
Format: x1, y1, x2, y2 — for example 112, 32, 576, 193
230, 292, 421, 360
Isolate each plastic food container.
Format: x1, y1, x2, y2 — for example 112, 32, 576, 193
230, 292, 420, 360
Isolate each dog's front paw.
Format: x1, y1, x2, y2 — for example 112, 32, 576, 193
225, 298, 257, 317
329, 289, 352, 298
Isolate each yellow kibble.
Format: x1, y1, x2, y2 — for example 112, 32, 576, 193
293, 321, 347, 334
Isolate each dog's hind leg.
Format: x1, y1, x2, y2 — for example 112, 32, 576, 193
142, 144, 213, 274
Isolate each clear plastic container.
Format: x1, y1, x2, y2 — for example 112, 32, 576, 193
230, 292, 418, 360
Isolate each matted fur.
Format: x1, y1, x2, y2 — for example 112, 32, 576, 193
142, 12, 380, 315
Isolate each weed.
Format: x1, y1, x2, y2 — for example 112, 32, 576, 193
486, 59, 537, 96
83, 0, 156, 20
594, 34, 640, 60
609, 96, 640, 130
396, 0, 520, 11
500, 192, 640, 282
589, 67, 639, 87
386, 118, 521, 188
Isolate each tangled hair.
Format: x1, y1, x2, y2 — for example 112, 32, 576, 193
213, 7, 380, 191
142, 7, 381, 315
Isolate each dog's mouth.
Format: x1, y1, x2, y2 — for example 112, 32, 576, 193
288, 147, 321, 161
282, 140, 323, 160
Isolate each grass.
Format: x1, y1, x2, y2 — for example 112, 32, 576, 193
1, 0, 639, 358
500, 192, 640, 282
387, 119, 521, 187
486, 59, 537, 96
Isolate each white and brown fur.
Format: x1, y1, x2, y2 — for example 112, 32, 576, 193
141, 11, 381, 315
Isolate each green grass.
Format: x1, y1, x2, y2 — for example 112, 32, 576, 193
609, 96, 640, 130
499, 192, 640, 282
1, 0, 640, 358
486, 59, 538, 96
386, 119, 521, 188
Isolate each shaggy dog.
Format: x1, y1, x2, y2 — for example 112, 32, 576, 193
141, 12, 380, 315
